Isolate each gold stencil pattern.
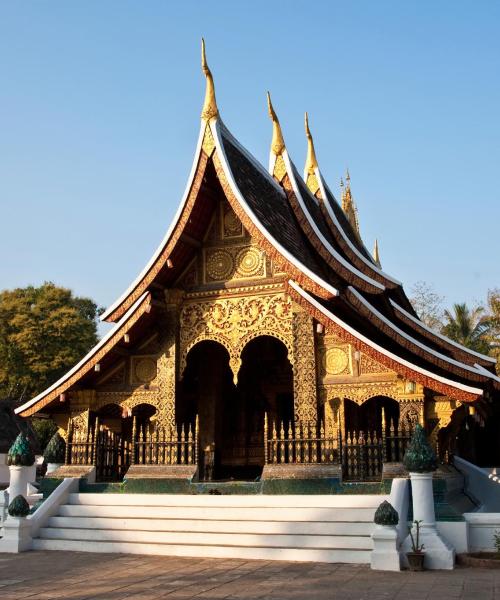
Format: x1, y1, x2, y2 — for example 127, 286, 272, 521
134, 358, 157, 384
179, 292, 294, 383
204, 245, 265, 283
324, 348, 350, 375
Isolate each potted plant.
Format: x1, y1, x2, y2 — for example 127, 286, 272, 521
407, 519, 425, 570
43, 432, 66, 474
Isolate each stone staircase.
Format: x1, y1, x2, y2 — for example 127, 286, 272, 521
32, 492, 386, 563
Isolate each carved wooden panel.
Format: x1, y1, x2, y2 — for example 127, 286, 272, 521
292, 310, 317, 423
179, 292, 294, 384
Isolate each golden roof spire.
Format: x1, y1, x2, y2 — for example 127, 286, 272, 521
201, 38, 219, 122
341, 168, 360, 237
304, 112, 319, 175
373, 239, 381, 267
267, 92, 286, 156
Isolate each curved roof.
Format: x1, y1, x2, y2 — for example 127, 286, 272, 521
16, 292, 152, 417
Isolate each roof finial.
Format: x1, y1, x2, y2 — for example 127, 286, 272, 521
201, 38, 219, 122
373, 239, 381, 267
341, 168, 360, 236
304, 112, 319, 175
267, 92, 286, 156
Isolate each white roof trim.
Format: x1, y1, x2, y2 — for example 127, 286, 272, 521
390, 299, 497, 364
101, 122, 207, 321
349, 287, 490, 378
316, 171, 402, 286
288, 280, 483, 396
15, 292, 150, 415
281, 152, 385, 292
212, 122, 339, 298
217, 123, 284, 195
474, 363, 500, 383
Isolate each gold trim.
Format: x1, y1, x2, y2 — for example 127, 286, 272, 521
267, 92, 285, 157
201, 38, 218, 122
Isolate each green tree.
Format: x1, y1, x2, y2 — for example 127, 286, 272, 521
441, 302, 492, 355
0, 282, 102, 400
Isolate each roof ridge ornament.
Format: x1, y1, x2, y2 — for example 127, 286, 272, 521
304, 112, 319, 175
373, 239, 381, 267
342, 168, 361, 237
267, 92, 286, 156
201, 38, 219, 122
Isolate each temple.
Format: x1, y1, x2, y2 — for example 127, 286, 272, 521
16, 41, 500, 485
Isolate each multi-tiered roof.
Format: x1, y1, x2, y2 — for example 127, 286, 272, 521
16, 41, 499, 418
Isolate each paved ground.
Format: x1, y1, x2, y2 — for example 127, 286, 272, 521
1, 551, 500, 599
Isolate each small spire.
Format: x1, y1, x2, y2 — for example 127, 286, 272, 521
304, 112, 319, 175
341, 168, 360, 236
267, 92, 286, 156
201, 38, 218, 122
373, 239, 381, 267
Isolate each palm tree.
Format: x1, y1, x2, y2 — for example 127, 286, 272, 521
441, 303, 492, 355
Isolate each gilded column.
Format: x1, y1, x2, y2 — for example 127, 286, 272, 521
292, 309, 318, 423
156, 289, 183, 429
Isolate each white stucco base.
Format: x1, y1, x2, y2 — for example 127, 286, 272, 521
1, 517, 32, 552
371, 525, 401, 571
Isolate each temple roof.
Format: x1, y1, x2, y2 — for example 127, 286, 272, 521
15, 41, 499, 417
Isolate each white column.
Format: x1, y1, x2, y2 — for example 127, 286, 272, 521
403, 471, 455, 569
8, 465, 30, 501
411, 472, 436, 525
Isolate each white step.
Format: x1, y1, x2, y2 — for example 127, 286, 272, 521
33, 493, 383, 563
32, 538, 371, 564
67, 493, 385, 508
38, 527, 372, 549
47, 516, 373, 536
58, 504, 377, 521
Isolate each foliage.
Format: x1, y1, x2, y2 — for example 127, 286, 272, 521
410, 281, 445, 331
31, 418, 58, 453
0, 282, 102, 399
494, 530, 500, 555
441, 303, 492, 355
7, 433, 35, 466
403, 423, 437, 473
408, 520, 425, 553
486, 289, 500, 373
374, 500, 399, 526
43, 431, 66, 463
8, 494, 30, 517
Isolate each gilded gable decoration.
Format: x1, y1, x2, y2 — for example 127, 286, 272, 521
179, 292, 294, 384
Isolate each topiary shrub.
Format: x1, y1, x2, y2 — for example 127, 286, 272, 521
43, 432, 66, 463
374, 500, 399, 526
8, 494, 30, 517
7, 433, 35, 467
403, 423, 437, 473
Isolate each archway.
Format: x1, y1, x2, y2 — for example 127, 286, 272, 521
344, 396, 400, 438
179, 340, 234, 480
178, 336, 293, 481
343, 396, 401, 481
225, 336, 293, 480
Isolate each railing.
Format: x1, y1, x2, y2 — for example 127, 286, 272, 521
65, 421, 94, 466
132, 416, 199, 466
264, 414, 340, 465
66, 419, 131, 481
343, 419, 413, 481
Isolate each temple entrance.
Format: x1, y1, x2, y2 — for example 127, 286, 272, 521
343, 396, 404, 481
180, 336, 293, 481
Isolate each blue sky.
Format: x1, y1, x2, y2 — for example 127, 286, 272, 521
1, 1, 499, 329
